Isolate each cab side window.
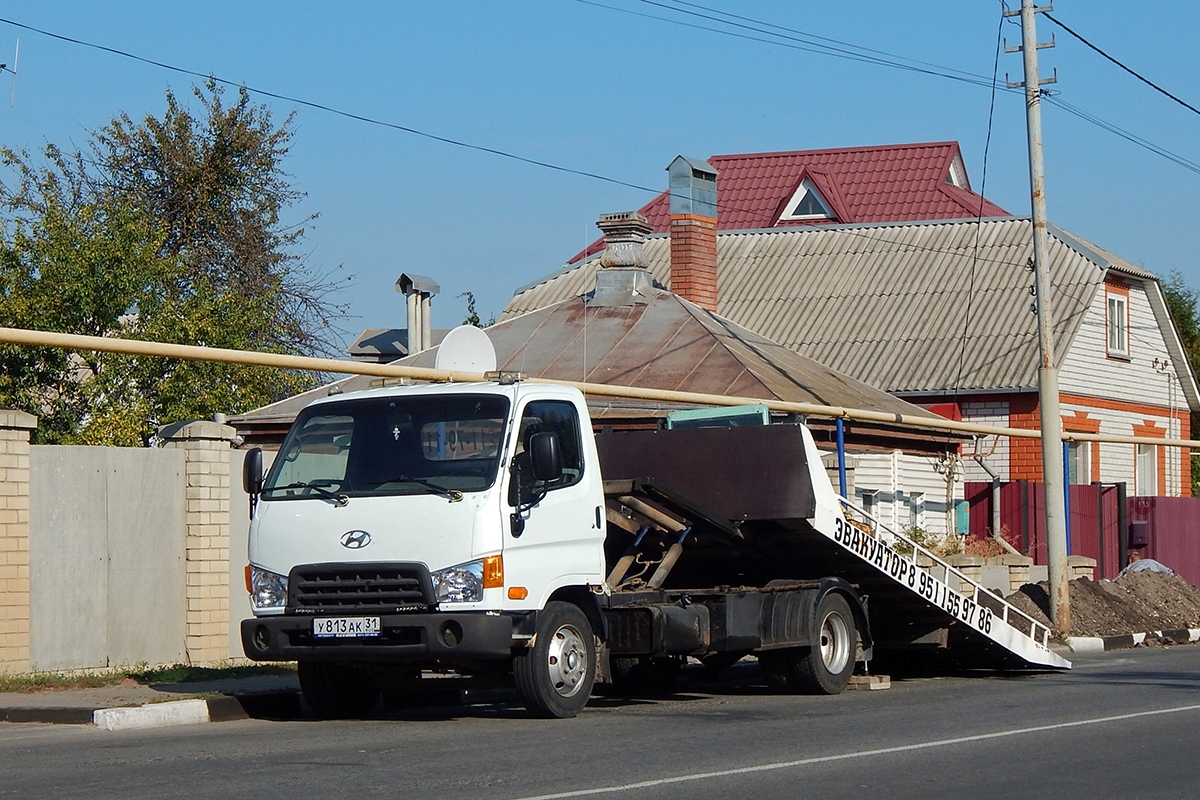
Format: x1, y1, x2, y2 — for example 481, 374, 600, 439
510, 400, 584, 505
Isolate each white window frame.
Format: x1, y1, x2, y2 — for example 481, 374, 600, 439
1107, 292, 1129, 357
945, 156, 967, 188
908, 492, 925, 530
1066, 441, 1090, 485
1136, 443, 1158, 495
861, 489, 877, 518
779, 178, 834, 221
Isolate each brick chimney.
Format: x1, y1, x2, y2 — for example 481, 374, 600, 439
667, 156, 719, 312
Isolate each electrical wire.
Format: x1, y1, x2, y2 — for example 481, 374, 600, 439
582, 2, 1200, 187
2, 12, 1191, 274
576, 0, 1005, 90
0, 16, 662, 197
1043, 94, 1200, 176
1044, 12, 1200, 118
954, 8, 1007, 408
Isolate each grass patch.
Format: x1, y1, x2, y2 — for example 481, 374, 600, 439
129, 662, 296, 685
0, 671, 127, 694
0, 662, 296, 694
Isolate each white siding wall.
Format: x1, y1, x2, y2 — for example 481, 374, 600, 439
850, 450, 959, 536
1059, 280, 1175, 405
1058, 278, 1187, 495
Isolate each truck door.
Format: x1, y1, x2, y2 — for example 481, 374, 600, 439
503, 398, 605, 605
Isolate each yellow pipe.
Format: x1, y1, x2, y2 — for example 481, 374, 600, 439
2, 325, 1197, 449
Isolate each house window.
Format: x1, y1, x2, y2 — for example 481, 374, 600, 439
945, 156, 967, 188
779, 178, 834, 221
861, 489, 877, 518
1136, 444, 1158, 495
1107, 292, 1128, 356
1066, 441, 1090, 485
909, 492, 925, 529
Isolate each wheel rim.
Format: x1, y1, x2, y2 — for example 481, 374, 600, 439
819, 611, 852, 674
545, 623, 589, 698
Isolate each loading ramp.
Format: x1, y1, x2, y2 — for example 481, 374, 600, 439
596, 424, 1071, 672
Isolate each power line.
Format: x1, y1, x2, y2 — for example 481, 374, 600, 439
1044, 94, 1200, 176
581, 1, 1199, 182
576, 0, 1004, 90
1044, 12, 1200, 118
0, 16, 663, 197
658, 0, 1002, 85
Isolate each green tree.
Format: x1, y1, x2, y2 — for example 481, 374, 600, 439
1162, 271, 1200, 495
458, 291, 494, 328
0, 82, 345, 445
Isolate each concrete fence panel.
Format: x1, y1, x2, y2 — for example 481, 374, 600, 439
29, 446, 186, 671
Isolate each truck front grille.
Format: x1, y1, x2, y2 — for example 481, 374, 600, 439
287, 562, 436, 614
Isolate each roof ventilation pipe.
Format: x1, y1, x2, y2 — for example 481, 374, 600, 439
396, 272, 440, 353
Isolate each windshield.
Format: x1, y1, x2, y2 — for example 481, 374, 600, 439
262, 394, 510, 501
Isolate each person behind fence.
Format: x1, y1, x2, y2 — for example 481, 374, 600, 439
1118, 550, 1174, 578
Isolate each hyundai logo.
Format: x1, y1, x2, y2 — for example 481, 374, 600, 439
340, 530, 372, 549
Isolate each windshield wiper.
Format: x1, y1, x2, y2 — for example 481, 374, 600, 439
266, 480, 349, 507
369, 476, 463, 503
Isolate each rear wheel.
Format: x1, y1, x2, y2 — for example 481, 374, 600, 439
513, 601, 596, 718
760, 593, 857, 695
298, 661, 380, 718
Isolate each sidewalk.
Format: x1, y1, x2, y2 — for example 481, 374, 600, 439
0, 674, 301, 728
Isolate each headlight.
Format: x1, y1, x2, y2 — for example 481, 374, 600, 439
250, 566, 288, 610
431, 560, 484, 604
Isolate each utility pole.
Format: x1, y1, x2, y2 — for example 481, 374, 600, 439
1005, 0, 1071, 632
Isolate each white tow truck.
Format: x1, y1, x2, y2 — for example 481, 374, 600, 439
241, 370, 1067, 718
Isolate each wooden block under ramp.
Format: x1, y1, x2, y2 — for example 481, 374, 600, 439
847, 674, 891, 691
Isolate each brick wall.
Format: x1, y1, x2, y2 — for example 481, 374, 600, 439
669, 214, 718, 312
162, 420, 237, 665
0, 411, 35, 674
1008, 394, 1043, 481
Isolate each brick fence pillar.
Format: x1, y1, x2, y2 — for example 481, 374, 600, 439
0, 410, 36, 675
161, 419, 237, 665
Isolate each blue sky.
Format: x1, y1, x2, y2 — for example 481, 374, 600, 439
2, 2, 1197, 351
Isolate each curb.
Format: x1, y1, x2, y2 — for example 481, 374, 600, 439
1065, 627, 1200, 653
1, 691, 301, 730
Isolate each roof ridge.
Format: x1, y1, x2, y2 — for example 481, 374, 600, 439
712, 141, 958, 161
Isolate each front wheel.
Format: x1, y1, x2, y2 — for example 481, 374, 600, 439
513, 601, 596, 718
760, 593, 857, 695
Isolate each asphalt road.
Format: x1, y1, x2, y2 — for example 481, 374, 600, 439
2, 646, 1199, 799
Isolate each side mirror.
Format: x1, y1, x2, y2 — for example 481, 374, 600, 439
243, 447, 264, 495
528, 431, 563, 483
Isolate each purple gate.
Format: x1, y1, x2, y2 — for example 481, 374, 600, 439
965, 481, 1122, 579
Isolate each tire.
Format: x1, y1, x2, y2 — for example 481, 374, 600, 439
298, 661, 380, 718
759, 593, 857, 695
513, 601, 596, 718
609, 656, 682, 696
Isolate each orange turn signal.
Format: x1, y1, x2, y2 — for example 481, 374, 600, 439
244, 564, 253, 593
483, 555, 504, 589
508, 586, 529, 601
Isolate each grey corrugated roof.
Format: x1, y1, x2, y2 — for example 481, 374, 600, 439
502, 217, 1177, 396
233, 284, 940, 431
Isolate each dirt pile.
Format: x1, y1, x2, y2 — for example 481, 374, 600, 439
1005, 571, 1200, 638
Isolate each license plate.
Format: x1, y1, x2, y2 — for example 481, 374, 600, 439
313, 616, 381, 638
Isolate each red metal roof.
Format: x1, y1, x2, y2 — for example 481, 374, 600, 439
570, 142, 1010, 263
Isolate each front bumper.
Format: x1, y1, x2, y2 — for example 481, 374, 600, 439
241, 612, 518, 663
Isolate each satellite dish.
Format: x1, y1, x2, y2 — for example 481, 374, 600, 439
435, 325, 497, 374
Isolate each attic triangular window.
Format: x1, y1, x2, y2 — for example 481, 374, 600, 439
779, 178, 834, 221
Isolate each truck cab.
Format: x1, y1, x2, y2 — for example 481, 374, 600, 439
241, 378, 609, 718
